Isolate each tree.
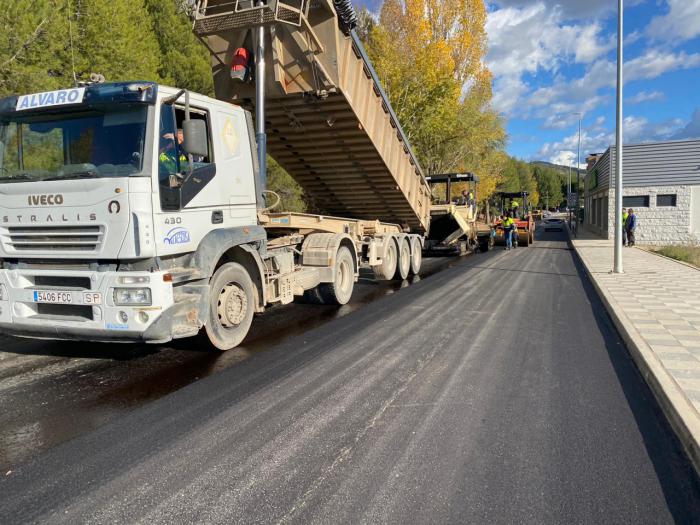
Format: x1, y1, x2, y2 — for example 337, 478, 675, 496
532, 165, 563, 209
144, 0, 213, 95
364, 0, 505, 205
267, 157, 306, 213
0, 1, 69, 96
71, 0, 162, 83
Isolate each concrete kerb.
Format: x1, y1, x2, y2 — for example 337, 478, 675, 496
567, 233, 700, 477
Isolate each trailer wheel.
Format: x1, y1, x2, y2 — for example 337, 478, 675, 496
319, 246, 355, 305
373, 237, 397, 280
205, 262, 255, 351
394, 238, 411, 280
409, 239, 422, 275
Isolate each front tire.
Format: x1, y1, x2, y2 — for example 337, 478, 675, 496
205, 262, 255, 351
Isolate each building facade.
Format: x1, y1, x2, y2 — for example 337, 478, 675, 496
584, 139, 700, 245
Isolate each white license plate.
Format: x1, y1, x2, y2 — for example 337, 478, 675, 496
32, 290, 102, 305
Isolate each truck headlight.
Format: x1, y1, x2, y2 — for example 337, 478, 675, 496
113, 288, 152, 306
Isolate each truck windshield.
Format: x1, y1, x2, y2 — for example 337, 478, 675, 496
0, 105, 147, 183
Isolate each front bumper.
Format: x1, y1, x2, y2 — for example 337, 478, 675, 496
0, 268, 179, 343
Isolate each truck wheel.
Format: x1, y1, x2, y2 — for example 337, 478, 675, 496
205, 262, 255, 351
318, 246, 355, 305
394, 238, 411, 280
409, 239, 422, 275
373, 237, 397, 280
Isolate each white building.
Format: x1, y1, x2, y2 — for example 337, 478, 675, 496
584, 139, 700, 245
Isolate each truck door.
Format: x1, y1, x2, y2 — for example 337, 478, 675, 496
210, 107, 257, 220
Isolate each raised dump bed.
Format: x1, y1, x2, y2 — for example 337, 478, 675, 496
191, 0, 431, 232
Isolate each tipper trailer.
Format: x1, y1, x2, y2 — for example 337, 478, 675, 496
0, 0, 441, 350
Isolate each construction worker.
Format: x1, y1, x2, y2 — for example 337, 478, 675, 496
511, 199, 520, 219
626, 208, 637, 246
622, 208, 628, 246
502, 213, 515, 251
159, 131, 187, 187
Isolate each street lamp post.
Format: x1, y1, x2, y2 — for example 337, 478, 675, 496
575, 113, 582, 237
568, 162, 572, 228
614, 0, 623, 273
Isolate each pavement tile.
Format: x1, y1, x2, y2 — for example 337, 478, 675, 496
643, 334, 680, 343
658, 319, 692, 326
651, 344, 692, 354
664, 362, 700, 374
679, 340, 700, 348
677, 378, 700, 390
667, 329, 700, 337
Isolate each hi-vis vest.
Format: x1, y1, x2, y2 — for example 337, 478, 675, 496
502, 217, 514, 228
159, 150, 187, 173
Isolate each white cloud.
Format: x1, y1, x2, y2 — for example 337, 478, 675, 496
626, 50, 700, 81
627, 90, 665, 104
522, 48, 699, 125
491, 76, 529, 115
647, 0, 700, 43
490, 0, 636, 20
486, 2, 613, 115
537, 129, 611, 167
672, 108, 700, 140
535, 114, 687, 165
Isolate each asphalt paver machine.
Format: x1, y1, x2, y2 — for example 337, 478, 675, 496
424, 173, 493, 254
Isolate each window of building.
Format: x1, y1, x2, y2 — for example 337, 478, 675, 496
656, 194, 677, 207
622, 195, 649, 208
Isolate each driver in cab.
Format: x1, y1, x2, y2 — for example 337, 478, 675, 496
159, 129, 188, 188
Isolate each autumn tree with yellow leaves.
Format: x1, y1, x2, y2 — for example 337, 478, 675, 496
359, 0, 505, 205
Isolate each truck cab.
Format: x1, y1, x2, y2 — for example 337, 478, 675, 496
0, 82, 268, 347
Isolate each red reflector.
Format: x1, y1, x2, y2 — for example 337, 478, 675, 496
163, 273, 173, 282
231, 48, 251, 82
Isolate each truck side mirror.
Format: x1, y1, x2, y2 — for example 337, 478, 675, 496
182, 119, 208, 158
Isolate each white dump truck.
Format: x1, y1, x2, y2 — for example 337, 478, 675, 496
0, 0, 435, 350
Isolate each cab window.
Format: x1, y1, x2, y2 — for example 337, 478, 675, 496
158, 103, 214, 210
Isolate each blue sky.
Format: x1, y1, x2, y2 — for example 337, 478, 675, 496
354, 0, 700, 167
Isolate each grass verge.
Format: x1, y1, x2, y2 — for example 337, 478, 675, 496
653, 245, 700, 268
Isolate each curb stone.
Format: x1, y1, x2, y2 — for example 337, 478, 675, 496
568, 234, 700, 477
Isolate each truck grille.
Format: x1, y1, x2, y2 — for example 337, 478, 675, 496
4, 225, 104, 252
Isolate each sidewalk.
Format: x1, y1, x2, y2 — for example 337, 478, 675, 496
571, 228, 700, 474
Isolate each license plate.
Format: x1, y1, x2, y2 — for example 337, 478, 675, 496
32, 290, 102, 305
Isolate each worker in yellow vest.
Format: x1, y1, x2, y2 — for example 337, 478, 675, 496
622, 208, 628, 246
502, 214, 515, 250
511, 200, 520, 219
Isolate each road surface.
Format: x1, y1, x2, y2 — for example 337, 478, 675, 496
1, 228, 699, 524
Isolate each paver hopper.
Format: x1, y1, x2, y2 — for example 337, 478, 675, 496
424, 173, 492, 254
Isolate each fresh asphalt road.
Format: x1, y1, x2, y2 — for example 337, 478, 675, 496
2, 228, 700, 524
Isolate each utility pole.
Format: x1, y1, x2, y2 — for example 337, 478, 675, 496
614, 0, 624, 273
568, 161, 572, 229
575, 113, 582, 237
